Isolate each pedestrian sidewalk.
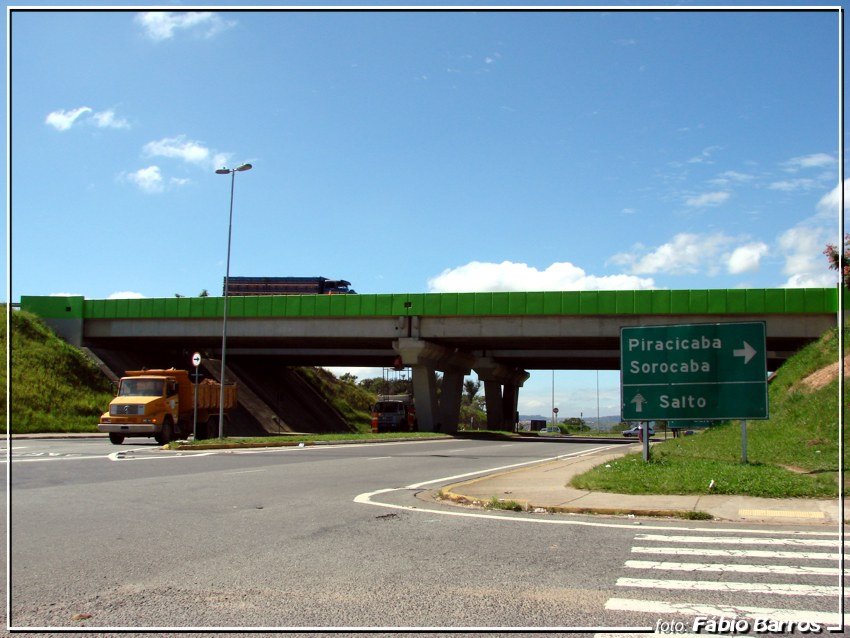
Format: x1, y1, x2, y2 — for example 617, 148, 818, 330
441, 443, 847, 525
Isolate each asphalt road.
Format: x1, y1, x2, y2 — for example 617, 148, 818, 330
6, 437, 847, 635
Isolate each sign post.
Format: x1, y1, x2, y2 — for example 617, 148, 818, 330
620, 322, 768, 461
191, 352, 201, 439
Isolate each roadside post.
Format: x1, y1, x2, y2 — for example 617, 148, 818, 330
192, 352, 201, 439
620, 322, 768, 463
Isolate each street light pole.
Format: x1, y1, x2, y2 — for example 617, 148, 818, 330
215, 163, 252, 439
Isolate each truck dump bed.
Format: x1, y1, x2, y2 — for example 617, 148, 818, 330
124, 369, 237, 411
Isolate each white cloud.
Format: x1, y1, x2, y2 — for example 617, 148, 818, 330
92, 109, 130, 129
135, 12, 234, 41
144, 135, 214, 166
768, 178, 815, 192
46, 106, 130, 131
427, 261, 655, 293
815, 178, 849, 218
782, 153, 835, 172
45, 106, 92, 131
684, 191, 730, 207
727, 242, 768, 274
610, 232, 735, 276
777, 224, 836, 288
107, 291, 146, 299
126, 165, 164, 193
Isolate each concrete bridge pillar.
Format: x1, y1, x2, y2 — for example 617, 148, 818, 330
394, 338, 474, 433
475, 357, 529, 431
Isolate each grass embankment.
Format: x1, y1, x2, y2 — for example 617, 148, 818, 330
297, 367, 374, 432
6, 307, 114, 433
572, 327, 848, 499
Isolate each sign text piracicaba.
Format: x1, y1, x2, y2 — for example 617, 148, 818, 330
620, 322, 768, 421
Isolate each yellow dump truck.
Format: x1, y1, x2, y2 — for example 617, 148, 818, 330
98, 369, 237, 445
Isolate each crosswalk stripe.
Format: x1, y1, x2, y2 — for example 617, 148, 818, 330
617, 576, 840, 597
635, 533, 845, 547
625, 559, 839, 576
631, 546, 844, 561
604, 597, 850, 626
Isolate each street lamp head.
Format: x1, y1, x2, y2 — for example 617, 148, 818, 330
216, 163, 252, 175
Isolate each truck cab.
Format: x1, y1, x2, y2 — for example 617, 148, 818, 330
99, 373, 181, 445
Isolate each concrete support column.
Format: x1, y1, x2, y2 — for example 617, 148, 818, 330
475, 357, 530, 431
484, 380, 504, 430
437, 367, 466, 434
394, 338, 474, 433
501, 383, 519, 429
410, 364, 438, 432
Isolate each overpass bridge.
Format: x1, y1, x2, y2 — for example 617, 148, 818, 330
22, 288, 841, 432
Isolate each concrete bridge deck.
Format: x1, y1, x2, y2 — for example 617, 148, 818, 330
20, 288, 843, 432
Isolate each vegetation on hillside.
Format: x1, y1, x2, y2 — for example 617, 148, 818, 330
572, 326, 848, 498
6, 307, 114, 433
298, 367, 376, 432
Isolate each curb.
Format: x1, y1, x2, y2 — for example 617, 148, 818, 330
438, 489, 712, 520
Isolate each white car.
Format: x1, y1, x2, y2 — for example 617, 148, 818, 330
623, 425, 655, 438
538, 425, 562, 436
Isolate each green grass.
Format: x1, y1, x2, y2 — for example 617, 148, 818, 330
572, 327, 848, 498
484, 496, 524, 512
296, 367, 375, 432
6, 307, 114, 433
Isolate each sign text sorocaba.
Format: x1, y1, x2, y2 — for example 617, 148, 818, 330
620, 322, 768, 421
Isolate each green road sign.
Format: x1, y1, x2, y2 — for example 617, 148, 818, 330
621, 322, 768, 421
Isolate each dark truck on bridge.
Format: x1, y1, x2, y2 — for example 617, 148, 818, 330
224, 276, 356, 296
98, 369, 236, 445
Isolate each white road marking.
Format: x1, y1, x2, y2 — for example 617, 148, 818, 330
604, 597, 850, 627
224, 469, 267, 475
625, 559, 839, 576
4, 455, 107, 463
107, 451, 216, 462
406, 444, 617, 489
617, 576, 839, 597
636, 533, 844, 544
631, 545, 844, 561
354, 449, 842, 535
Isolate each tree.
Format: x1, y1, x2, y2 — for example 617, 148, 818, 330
199, 289, 209, 297
824, 234, 850, 288
463, 379, 481, 403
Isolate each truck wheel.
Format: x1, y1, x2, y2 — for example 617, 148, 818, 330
155, 417, 174, 445
108, 433, 125, 445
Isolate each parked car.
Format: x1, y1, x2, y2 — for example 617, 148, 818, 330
623, 424, 655, 438
538, 425, 562, 437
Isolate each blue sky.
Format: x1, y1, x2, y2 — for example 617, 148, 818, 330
8, 7, 844, 418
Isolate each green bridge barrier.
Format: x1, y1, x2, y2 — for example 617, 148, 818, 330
21, 288, 843, 320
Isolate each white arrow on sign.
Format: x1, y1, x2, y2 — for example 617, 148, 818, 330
733, 341, 757, 364
631, 393, 646, 413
